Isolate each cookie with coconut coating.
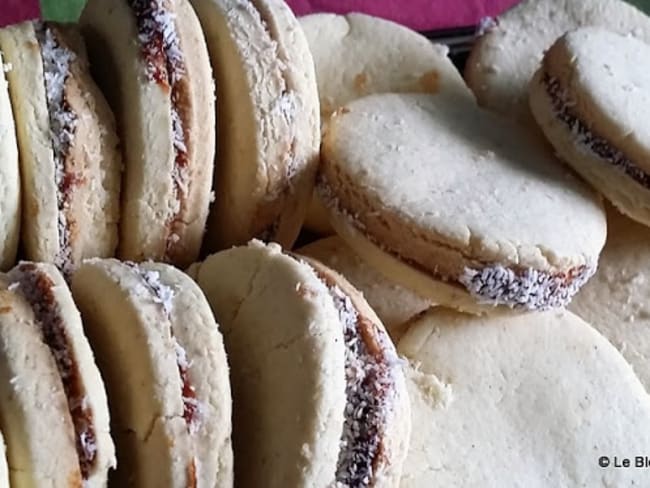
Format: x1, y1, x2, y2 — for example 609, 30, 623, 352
0, 262, 115, 487
317, 92, 606, 313
191, 240, 410, 488
71, 259, 233, 487
81, 0, 214, 268
0, 50, 19, 271
465, 0, 650, 122
0, 22, 121, 274
189, 0, 320, 250
530, 27, 650, 226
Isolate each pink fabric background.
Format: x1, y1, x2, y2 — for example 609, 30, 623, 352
0, 0, 40, 26
287, 0, 521, 30
0, 0, 521, 30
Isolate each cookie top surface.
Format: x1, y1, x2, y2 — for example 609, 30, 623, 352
570, 207, 650, 393
192, 241, 346, 487
542, 27, 650, 166
299, 12, 472, 117
320, 93, 606, 272
398, 307, 650, 486
465, 0, 650, 120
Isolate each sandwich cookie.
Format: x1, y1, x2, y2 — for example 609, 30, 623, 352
398, 308, 650, 486
0, 53, 19, 272
465, 0, 650, 122
299, 12, 473, 235
0, 262, 114, 487
318, 93, 606, 312
530, 27, 650, 226
71, 259, 232, 487
190, 240, 410, 487
297, 236, 431, 340
189, 0, 320, 249
570, 206, 650, 393
0, 22, 121, 274
81, 0, 215, 268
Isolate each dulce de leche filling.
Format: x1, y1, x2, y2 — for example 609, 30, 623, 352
129, 0, 190, 260
35, 24, 79, 274
543, 72, 650, 188
317, 178, 594, 310
10, 264, 96, 478
312, 268, 397, 487
129, 264, 200, 486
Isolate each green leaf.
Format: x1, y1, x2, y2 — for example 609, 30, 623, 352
40, 0, 87, 22
627, 0, 650, 12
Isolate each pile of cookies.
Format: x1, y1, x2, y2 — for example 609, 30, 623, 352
0, 0, 649, 486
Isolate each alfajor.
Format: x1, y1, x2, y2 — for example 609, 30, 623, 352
71, 259, 232, 487
465, 0, 650, 122
0, 52, 19, 272
318, 93, 606, 312
191, 240, 410, 487
0, 22, 121, 274
0, 262, 114, 487
81, 0, 215, 268
299, 12, 473, 234
190, 0, 320, 250
570, 206, 650, 393
398, 308, 650, 486
530, 27, 650, 226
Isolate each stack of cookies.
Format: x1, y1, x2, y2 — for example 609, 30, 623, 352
0, 0, 649, 486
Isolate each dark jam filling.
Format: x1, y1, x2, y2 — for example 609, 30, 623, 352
543, 72, 650, 189
311, 268, 394, 487
14, 264, 96, 478
129, 264, 200, 435
316, 178, 593, 311
35, 24, 79, 274
129, 0, 190, 258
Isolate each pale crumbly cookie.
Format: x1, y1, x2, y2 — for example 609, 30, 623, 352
0, 51, 20, 271
0, 262, 115, 487
300, 12, 472, 234
71, 259, 233, 487
318, 92, 606, 313
466, 0, 650, 122
0, 22, 121, 274
297, 236, 431, 341
190, 0, 320, 250
81, 0, 214, 268
191, 240, 410, 488
530, 27, 650, 226
570, 206, 650, 393
398, 308, 650, 487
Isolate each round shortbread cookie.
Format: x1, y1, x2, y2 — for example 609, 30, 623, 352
191, 240, 410, 487
81, 0, 215, 268
570, 206, 650, 393
0, 22, 121, 274
530, 27, 650, 226
465, 0, 650, 122
0, 262, 115, 487
318, 92, 606, 312
190, 0, 320, 250
300, 13, 471, 121
398, 308, 650, 486
300, 12, 472, 234
0, 52, 19, 271
297, 236, 431, 340
72, 259, 233, 487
